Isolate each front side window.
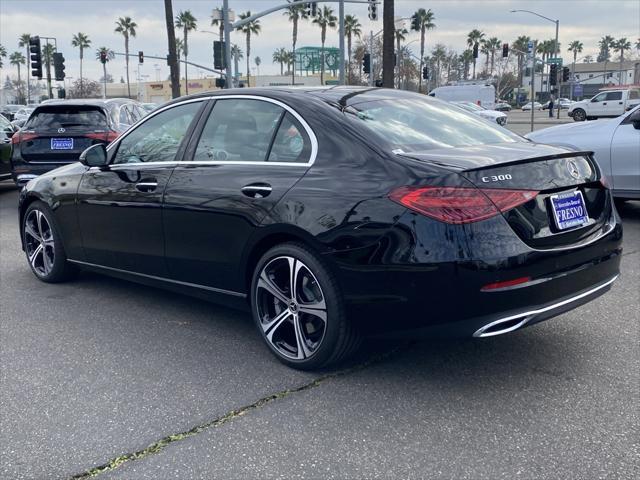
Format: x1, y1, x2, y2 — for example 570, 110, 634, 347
591, 93, 606, 102
346, 98, 521, 153
606, 92, 622, 101
112, 102, 201, 164
194, 99, 284, 162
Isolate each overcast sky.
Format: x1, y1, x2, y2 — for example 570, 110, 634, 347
1, 0, 639, 83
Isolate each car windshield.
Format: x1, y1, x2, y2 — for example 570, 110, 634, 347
26, 106, 108, 129
345, 98, 520, 152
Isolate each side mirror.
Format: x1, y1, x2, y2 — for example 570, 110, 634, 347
627, 110, 640, 130
632, 120, 640, 130
80, 144, 109, 167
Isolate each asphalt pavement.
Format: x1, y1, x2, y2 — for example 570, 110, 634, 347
1, 182, 638, 480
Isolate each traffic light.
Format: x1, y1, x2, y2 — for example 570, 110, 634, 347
363, 53, 371, 74
99, 50, 107, 64
549, 63, 557, 86
138, 51, 144, 64
213, 41, 226, 70
305, 2, 317, 17
368, 0, 378, 21
215, 78, 226, 88
562, 66, 570, 83
422, 66, 429, 80
57, 87, 66, 99
472, 42, 479, 59
29, 36, 42, 78
502, 43, 509, 58
52, 52, 65, 81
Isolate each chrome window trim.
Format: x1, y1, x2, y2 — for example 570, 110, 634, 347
105, 94, 318, 168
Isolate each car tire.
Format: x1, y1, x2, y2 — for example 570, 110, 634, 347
22, 201, 77, 283
573, 109, 586, 121
250, 242, 360, 370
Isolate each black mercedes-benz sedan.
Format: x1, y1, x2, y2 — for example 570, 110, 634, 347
18, 87, 622, 369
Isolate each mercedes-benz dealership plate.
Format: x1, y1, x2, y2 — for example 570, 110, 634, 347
51, 138, 73, 150
550, 190, 589, 230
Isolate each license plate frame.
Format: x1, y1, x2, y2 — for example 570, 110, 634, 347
50, 138, 74, 150
549, 190, 589, 231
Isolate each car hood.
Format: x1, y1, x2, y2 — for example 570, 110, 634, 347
526, 118, 616, 141
399, 141, 583, 171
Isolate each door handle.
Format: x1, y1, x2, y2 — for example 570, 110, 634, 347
241, 183, 272, 198
135, 180, 158, 192
603, 102, 607, 105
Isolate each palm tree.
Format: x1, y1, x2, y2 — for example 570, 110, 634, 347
254, 56, 261, 76
96, 46, 115, 98
344, 14, 362, 84
175, 38, 184, 60
431, 44, 446, 87
480, 40, 490, 75
273, 47, 288, 75
18, 34, 31, 102
284, 0, 308, 85
512, 35, 531, 87
312, 6, 337, 85
231, 44, 243, 85
211, 12, 225, 51
466, 29, 485, 79
460, 49, 473, 80
485, 37, 501, 76
175, 10, 197, 94
636, 38, 640, 53
42, 43, 56, 81
114, 16, 137, 98
0, 44, 6, 70
284, 51, 295, 74
9, 52, 26, 102
567, 40, 583, 95
411, 8, 436, 92
395, 27, 408, 87
71, 33, 91, 97
598, 35, 615, 84
613, 37, 632, 85
237, 11, 261, 87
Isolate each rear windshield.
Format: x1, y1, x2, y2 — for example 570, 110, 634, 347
26, 106, 108, 129
346, 98, 520, 152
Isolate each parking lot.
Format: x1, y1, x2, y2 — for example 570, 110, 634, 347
1, 180, 638, 479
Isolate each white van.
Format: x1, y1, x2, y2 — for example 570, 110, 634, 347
428, 85, 496, 110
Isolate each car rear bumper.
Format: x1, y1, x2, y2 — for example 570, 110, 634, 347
327, 209, 622, 337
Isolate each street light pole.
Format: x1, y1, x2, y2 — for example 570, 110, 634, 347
223, 0, 232, 88
511, 9, 561, 117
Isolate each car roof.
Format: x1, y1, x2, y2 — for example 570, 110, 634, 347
163, 86, 428, 109
36, 98, 135, 108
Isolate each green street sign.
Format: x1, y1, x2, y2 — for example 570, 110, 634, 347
548, 57, 563, 65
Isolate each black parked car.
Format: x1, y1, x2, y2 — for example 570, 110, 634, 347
10, 98, 145, 186
0, 114, 16, 181
18, 87, 622, 369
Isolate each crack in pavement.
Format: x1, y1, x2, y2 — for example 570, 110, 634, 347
68, 344, 409, 479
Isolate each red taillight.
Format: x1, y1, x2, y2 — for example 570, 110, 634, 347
85, 131, 119, 143
481, 276, 532, 292
389, 186, 538, 224
599, 173, 609, 188
11, 132, 37, 144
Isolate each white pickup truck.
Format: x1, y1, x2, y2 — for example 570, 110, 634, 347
568, 88, 640, 121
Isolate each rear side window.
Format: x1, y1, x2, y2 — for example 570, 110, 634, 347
268, 113, 311, 163
26, 106, 108, 129
629, 90, 639, 100
194, 99, 283, 162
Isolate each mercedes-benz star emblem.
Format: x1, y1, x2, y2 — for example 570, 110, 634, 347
57, 128, 66, 134
567, 160, 580, 179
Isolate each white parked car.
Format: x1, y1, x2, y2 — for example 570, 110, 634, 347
13, 107, 34, 123
428, 84, 496, 109
526, 106, 640, 200
568, 88, 640, 121
522, 102, 543, 111
452, 101, 508, 126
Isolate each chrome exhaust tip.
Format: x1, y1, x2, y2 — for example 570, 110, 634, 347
473, 315, 532, 338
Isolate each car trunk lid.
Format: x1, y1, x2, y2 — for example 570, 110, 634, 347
399, 143, 611, 249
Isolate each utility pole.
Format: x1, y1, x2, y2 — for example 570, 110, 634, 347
164, 0, 181, 98
223, 0, 233, 88
45, 39, 53, 99
369, 31, 374, 87
530, 40, 536, 133
338, 0, 345, 85
382, 0, 394, 88
554, 19, 561, 119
